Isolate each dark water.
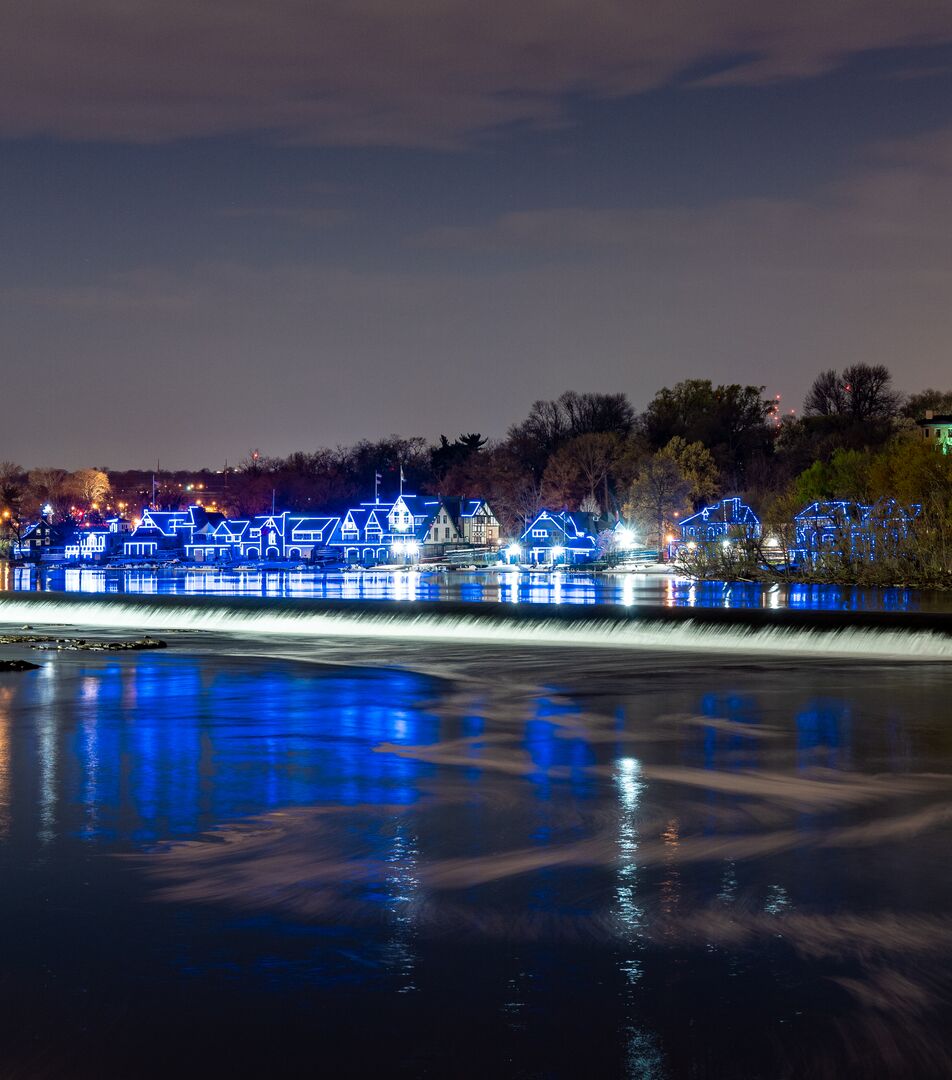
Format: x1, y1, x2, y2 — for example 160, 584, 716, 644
6, 560, 949, 613
1, 601, 952, 1077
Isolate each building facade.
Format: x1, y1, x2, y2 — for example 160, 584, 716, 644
792, 499, 920, 565
517, 510, 598, 564
917, 412, 952, 454
110, 493, 503, 566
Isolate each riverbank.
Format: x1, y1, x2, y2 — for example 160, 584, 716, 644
680, 563, 952, 591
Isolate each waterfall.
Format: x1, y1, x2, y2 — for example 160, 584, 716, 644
2, 594, 952, 660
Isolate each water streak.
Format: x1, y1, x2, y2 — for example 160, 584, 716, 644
3, 595, 952, 659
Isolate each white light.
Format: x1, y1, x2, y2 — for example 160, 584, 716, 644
42, 503, 53, 516
721, 539, 732, 549
615, 526, 634, 547
405, 540, 419, 555
505, 543, 522, 560
551, 545, 565, 559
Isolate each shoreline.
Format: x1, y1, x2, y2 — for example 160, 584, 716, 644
679, 567, 952, 592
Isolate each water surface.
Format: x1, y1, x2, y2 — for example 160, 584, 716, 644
6, 561, 948, 614
1, 595, 951, 1077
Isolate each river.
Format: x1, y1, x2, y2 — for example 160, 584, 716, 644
0, 581, 950, 1076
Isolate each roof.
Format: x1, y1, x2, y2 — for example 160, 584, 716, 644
341, 508, 370, 529
139, 509, 193, 536
290, 516, 339, 539
213, 519, 249, 538
795, 500, 919, 527
521, 509, 597, 544
794, 500, 866, 523
680, 498, 760, 530
253, 513, 289, 532
559, 511, 599, 538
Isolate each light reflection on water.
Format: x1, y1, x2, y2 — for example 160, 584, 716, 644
0, 635, 949, 1076
2, 560, 934, 612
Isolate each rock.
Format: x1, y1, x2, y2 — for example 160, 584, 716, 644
0, 659, 40, 672
18, 636, 169, 653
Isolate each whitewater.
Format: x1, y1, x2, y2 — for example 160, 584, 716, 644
2, 593, 952, 661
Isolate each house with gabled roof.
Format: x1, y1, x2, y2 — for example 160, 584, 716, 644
63, 516, 131, 562
678, 498, 761, 546
187, 517, 251, 561
12, 515, 76, 562
518, 509, 598, 564
421, 498, 462, 554
415, 496, 502, 557
670, 497, 761, 557
792, 499, 921, 565
286, 516, 339, 561
328, 507, 385, 564
109, 490, 503, 566
123, 506, 193, 558
123, 505, 222, 560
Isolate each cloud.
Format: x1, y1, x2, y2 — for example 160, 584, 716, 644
1, 2, 951, 146
3, 127, 952, 467
416, 127, 952, 273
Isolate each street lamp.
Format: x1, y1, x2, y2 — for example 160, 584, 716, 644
391, 539, 419, 564
614, 526, 635, 550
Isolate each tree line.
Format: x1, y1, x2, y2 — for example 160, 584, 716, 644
2, 368, 950, 554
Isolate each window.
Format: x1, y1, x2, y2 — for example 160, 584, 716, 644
444, 526, 450, 538
532, 529, 547, 538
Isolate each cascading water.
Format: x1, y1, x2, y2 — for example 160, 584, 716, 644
2, 594, 952, 660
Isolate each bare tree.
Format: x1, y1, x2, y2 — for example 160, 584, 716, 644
28, 467, 69, 507
624, 453, 692, 553
539, 432, 621, 512
804, 364, 900, 422
902, 388, 952, 419
507, 391, 635, 479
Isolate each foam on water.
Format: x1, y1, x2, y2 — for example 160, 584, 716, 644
2, 594, 952, 660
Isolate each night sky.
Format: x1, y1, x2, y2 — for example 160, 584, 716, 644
3, 3, 952, 468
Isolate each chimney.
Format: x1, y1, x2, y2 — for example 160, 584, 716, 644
925, 410, 935, 420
